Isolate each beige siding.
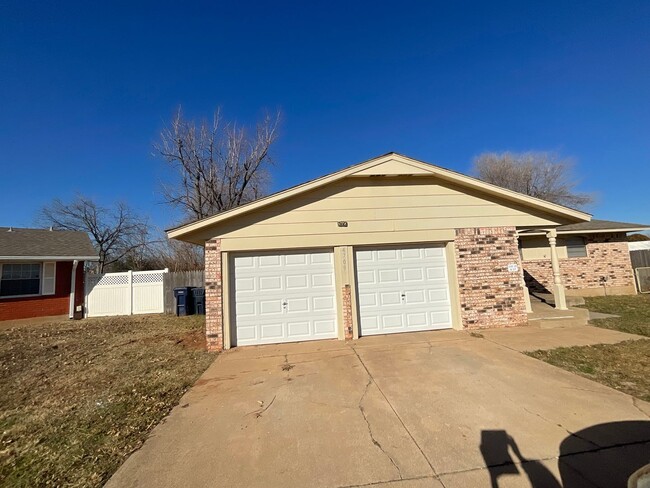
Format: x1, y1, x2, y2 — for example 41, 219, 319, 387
190, 177, 572, 251
520, 236, 569, 260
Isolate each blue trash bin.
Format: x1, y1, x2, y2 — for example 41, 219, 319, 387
173, 287, 195, 316
192, 287, 205, 315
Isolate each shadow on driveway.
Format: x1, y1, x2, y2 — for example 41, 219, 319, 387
481, 421, 650, 487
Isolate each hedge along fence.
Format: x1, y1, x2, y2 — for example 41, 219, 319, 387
163, 270, 205, 314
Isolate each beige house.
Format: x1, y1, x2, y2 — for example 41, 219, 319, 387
168, 153, 647, 351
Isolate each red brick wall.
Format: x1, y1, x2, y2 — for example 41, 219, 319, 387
524, 233, 635, 293
454, 227, 527, 329
342, 284, 353, 340
0, 261, 85, 321
204, 239, 224, 352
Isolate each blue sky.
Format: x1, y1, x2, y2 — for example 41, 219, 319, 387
1, 1, 649, 232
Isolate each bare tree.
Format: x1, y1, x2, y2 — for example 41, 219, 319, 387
473, 152, 593, 208
38, 196, 151, 272
146, 239, 204, 272
155, 107, 281, 221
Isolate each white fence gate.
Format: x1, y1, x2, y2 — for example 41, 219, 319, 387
85, 269, 168, 317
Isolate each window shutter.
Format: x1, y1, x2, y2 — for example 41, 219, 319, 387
42, 262, 56, 295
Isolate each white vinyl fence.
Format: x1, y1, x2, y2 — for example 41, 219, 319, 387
85, 269, 168, 317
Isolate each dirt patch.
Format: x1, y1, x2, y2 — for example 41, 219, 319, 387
0, 314, 215, 487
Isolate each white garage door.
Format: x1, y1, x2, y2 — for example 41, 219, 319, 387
233, 250, 338, 346
356, 245, 453, 336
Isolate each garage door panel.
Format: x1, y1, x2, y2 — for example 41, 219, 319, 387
358, 293, 377, 307
383, 314, 404, 328
429, 289, 449, 301
379, 269, 400, 283
259, 299, 282, 315
380, 291, 401, 306
426, 266, 446, 280
234, 250, 337, 346
261, 323, 284, 339
235, 277, 256, 292
356, 245, 453, 336
314, 319, 336, 335
406, 312, 427, 327
357, 270, 376, 285
287, 321, 310, 336
311, 273, 334, 287
285, 254, 307, 266
286, 274, 308, 289
431, 311, 452, 326
405, 289, 426, 304
259, 276, 282, 291
259, 255, 282, 267
313, 295, 335, 311
402, 267, 425, 281
236, 301, 256, 316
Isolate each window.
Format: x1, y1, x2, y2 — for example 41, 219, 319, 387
0, 263, 41, 296
566, 237, 587, 258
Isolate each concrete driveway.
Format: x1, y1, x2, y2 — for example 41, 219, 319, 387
107, 327, 650, 488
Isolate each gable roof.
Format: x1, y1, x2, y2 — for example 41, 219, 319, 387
0, 227, 99, 260
167, 153, 592, 241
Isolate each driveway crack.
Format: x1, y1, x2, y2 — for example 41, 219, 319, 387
522, 406, 601, 449
358, 388, 403, 479
350, 345, 444, 485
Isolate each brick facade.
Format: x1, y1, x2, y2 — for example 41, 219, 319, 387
0, 261, 85, 321
454, 227, 528, 329
341, 284, 353, 340
204, 238, 224, 352
524, 233, 635, 294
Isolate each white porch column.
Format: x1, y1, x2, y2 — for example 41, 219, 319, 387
547, 229, 568, 310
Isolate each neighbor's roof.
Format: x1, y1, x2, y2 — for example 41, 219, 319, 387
167, 152, 592, 241
556, 219, 650, 234
0, 227, 99, 260
519, 219, 650, 236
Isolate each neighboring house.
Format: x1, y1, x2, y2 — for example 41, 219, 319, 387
166, 153, 649, 351
0, 227, 99, 321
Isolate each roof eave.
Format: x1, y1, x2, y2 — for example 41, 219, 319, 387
520, 227, 650, 236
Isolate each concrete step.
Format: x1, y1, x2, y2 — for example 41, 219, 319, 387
531, 292, 585, 307
527, 307, 590, 329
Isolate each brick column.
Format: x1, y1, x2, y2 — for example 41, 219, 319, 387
205, 238, 224, 352
342, 284, 353, 340
454, 227, 527, 329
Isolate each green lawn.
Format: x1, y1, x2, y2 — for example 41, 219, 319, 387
0, 314, 215, 488
527, 294, 650, 402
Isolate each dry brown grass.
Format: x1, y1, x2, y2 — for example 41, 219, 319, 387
0, 314, 215, 487
583, 294, 650, 337
528, 294, 650, 402
527, 340, 650, 401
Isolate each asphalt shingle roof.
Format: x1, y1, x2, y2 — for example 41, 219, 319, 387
0, 227, 98, 259
556, 219, 650, 232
